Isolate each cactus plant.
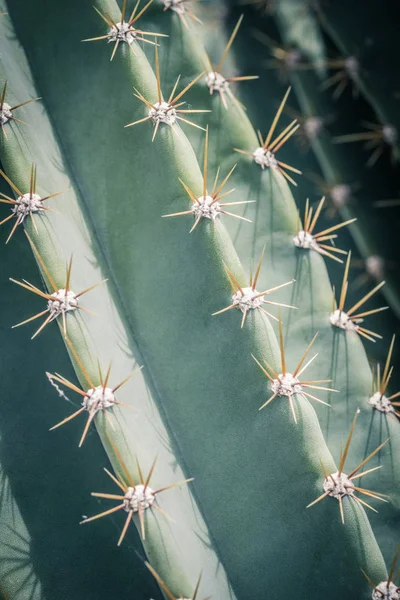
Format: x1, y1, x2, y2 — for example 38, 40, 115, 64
0, 1, 399, 599
266, 0, 400, 320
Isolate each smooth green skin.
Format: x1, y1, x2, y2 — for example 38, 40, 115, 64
0, 9, 234, 599
1, 0, 390, 596
144, 0, 400, 565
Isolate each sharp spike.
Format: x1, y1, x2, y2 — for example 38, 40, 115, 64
268, 118, 298, 152
137, 503, 146, 539
217, 14, 244, 73
349, 466, 383, 481
339, 409, 360, 475
125, 115, 152, 129
112, 366, 143, 393
0, 168, 23, 197
306, 491, 329, 509
347, 281, 386, 317
278, 166, 298, 187
154, 477, 194, 495
252, 246, 266, 291
263, 87, 291, 149
224, 265, 243, 295
264, 279, 295, 296
80, 503, 125, 525
203, 125, 208, 200
189, 214, 201, 233
178, 177, 199, 203
350, 306, 389, 320
121, 0, 127, 22
155, 43, 162, 104
338, 495, 345, 524
31, 312, 53, 339
272, 123, 301, 153
128, 0, 140, 23
288, 394, 298, 423
339, 251, 351, 312
319, 458, 329, 479
79, 412, 96, 447
171, 72, 205, 106
308, 197, 325, 233
117, 510, 133, 546
144, 456, 158, 491
348, 438, 390, 479
48, 373, 87, 396
49, 407, 86, 431
352, 486, 388, 502
213, 164, 237, 201
64, 256, 73, 295
301, 391, 331, 407
314, 218, 357, 239
136, 457, 145, 485
276, 160, 302, 175
91, 492, 125, 501
303, 198, 310, 231
104, 468, 128, 493
381, 335, 395, 395
10, 96, 41, 112
145, 563, 175, 600
296, 353, 319, 378
353, 495, 378, 513
361, 568, 377, 590
252, 354, 274, 383
93, 6, 114, 27
10, 278, 49, 300
130, 0, 153, 25
0, 81, 7, 108
259, 392, 277, 411
12, 309, 49, 329
293, 332, 318, 376
278, 316, 286, 374
192, 573, 203, 600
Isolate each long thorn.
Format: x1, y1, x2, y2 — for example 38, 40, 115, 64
80, 503, 124, 525
217, 15, 244, 73
339, 409, 360, 475
263, 87, 291, 149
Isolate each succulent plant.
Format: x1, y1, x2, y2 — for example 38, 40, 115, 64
0, 1, 399, 599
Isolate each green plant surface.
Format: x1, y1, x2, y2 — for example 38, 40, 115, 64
267, 0, 328, 75
268, 0, 400, 320
0, 0, 396, 598
0, 186, 162, 600
161, 0, 400, 562
0, 7, 234, 598
317, 0, 400, 140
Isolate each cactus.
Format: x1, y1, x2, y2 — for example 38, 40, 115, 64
268, 0, 400, 320
0, 1, 399, 599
